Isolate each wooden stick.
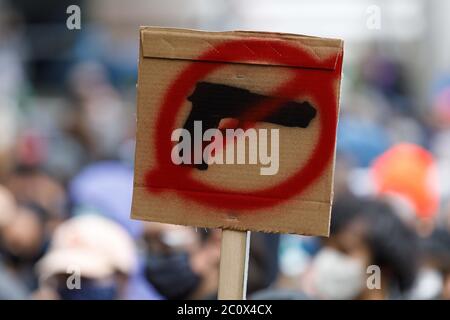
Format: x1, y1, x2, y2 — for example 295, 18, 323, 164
218, 229, 251, 300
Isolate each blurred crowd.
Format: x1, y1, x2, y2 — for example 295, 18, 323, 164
1, 0, 450, 300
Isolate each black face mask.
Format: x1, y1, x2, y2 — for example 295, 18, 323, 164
57, 280, 118, 300
145, 251, 201, 300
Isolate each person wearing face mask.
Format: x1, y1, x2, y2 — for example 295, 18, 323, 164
143, 223, 221, 300
33, 214, 137, 300
306, 197, 419, 300
409, 228, 450, 299
0, 202, 50, 291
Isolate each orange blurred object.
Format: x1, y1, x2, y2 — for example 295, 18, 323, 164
372, 143, 439, 219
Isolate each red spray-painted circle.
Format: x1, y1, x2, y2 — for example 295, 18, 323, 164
145, 38, 341, 211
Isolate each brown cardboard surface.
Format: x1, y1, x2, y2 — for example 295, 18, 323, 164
131, 27, 344, 236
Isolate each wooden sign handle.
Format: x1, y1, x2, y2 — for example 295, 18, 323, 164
218, 229, 251, 300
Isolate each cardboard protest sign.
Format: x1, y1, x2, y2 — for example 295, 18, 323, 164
131, 27, 344, 236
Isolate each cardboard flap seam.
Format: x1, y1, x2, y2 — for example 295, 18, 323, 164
141, 56, 341, 72
140, 28, 343, 70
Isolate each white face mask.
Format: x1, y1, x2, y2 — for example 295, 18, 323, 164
311, 247, 366, 300
408, 268, 443, 300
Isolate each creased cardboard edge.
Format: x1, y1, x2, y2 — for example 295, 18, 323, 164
139, 26, 343, 70
131, 191, 332, 237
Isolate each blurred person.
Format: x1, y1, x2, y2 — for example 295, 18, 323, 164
247, 233, 280, 295
0, 202, 49, 291
5, 165, 67, 233
359, 48, 411, 113
69, 160, 142, 238
144, 224, 279, 299
14, 129, 47, 169
66, 61, 132, 161
143, 223, 221, 299
0, 184, 16, 229
409, 228, 450, 299
0, 262, 29, 299
68, 160, 163, 299
0, 184, 29, 299
303, 197, 419, 299
34, 213, 137, 300
274, 233, 322, 296
337, 89, 392, 169
371, 143, 440, 236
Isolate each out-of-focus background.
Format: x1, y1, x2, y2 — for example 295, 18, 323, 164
1, 0, 450, 300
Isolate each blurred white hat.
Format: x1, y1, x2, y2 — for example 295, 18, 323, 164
37, 213, 137, 281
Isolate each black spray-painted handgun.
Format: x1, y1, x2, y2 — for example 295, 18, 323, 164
182, 82, 317, 170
